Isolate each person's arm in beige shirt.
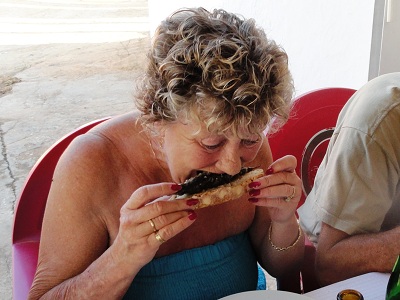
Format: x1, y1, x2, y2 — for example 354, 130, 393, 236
315, 222, 400, 286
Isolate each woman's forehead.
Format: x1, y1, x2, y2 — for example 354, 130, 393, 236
177, 118, 264, 139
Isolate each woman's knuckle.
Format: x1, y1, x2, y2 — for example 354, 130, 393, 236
119, 215, 128, 228
151, 201, 164, 214
136, 185, 150, 199
157, 213, 168, 225
278, 172, 287, 181
162, 226, 174, 239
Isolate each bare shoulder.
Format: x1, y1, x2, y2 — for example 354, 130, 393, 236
56, 113, 145, 191
48, 112, 148, 220
53, 131, 119, 199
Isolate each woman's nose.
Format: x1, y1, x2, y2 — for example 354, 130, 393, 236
216, 148, 242, 175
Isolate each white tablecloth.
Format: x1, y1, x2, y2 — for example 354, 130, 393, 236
304, 272, 390, 299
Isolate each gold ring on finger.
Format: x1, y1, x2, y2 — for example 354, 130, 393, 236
155, 231, 166, 244
148, 219, 157, 232
285, 186, 296, 202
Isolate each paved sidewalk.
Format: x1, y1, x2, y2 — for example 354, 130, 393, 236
0, 1, 149, 298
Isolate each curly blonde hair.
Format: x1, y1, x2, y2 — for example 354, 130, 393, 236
135, 7, 293, 136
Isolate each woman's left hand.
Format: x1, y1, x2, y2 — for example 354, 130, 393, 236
247, 155, 301, 223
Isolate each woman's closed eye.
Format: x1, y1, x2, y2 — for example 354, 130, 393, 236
200, 138, 260, 151
241, 138, 261, 148
201, 141, 224, 151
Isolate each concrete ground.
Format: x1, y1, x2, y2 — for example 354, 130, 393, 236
0, 1, 276, 298
0, 1, 149, 298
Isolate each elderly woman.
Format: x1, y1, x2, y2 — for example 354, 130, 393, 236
28, 7, 304, 300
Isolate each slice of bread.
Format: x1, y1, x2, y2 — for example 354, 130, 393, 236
172, 168, 264, 209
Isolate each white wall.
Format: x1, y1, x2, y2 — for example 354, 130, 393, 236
379, 0, 400, 75
148, 0, 375, 97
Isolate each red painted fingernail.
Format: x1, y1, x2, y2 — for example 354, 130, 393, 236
249, 189, 260, 197
171, 184, 182, 191
186, 199, 199, 206
266, 167, 274, 175
249, 181, 261, 188
188, 210, 197, 220
248, 198, 259, 203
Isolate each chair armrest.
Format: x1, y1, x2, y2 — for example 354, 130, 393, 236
13, 241, 39, 300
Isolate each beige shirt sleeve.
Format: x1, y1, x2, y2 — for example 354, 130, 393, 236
299, 73, 400, 244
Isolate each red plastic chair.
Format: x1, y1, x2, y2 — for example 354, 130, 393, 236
12, 117, 110, 300
269, 87, 356, 293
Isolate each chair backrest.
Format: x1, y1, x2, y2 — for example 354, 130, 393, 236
12, 117, 110, 300
269, 87, 356, 293
268, 87, 356, 208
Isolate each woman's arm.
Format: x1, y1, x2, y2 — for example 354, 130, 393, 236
28, 134, 196, 299
29, 135, 132, 299
248, 142, 304, 277
250, 208, 304, 278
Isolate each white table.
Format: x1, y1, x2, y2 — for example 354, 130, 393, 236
304, 272, 390, 299
220, 290, 313, 299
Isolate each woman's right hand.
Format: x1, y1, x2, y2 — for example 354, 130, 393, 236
112, 182, 198, 270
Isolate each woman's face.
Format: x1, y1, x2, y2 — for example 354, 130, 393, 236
162, 119, 264, 183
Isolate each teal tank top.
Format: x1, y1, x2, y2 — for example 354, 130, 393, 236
123, 231, 266, 299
